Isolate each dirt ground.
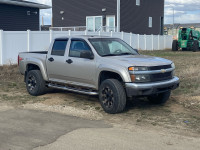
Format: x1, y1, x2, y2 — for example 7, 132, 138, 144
0, 50, 200, 138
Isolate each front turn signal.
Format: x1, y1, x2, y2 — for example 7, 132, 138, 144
128, 67, 134, 71
130, 75, 135, 82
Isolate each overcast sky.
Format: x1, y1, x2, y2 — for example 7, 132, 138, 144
28, 0, 200, 25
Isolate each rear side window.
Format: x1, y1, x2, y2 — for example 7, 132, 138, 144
69, 39, 91, 58
51, 39, 68, 56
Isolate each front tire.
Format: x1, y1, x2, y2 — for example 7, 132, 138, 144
25, 70, 47, 96
99, 79, 126, 114
147, 91, 171, 104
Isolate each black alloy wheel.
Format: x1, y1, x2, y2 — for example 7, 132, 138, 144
27, 75, 37, 92
101, 86, 114, 109
25, 70, 47, 96
99, 79, 126, 114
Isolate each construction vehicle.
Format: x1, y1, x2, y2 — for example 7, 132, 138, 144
172, 27, 200, 52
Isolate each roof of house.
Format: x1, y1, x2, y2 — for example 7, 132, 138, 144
0, 0, 51, 9
165, 23, 200, 29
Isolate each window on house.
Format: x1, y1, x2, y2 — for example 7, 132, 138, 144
136, 0, 140, 6
149, 17, 153, 28
86, 16, 103, 32
51, 39, 68, 56
106, 16, 116, 32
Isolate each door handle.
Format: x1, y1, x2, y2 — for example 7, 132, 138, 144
48, 57, 54, 62
66, 59, 73, 64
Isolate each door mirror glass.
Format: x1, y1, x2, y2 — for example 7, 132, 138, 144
80, 51, 94, 59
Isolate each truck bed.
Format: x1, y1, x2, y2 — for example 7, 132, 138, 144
18, 51, 48, 75
21, 51, 48, 54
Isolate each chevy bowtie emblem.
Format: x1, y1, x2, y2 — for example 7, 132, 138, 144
161, 69, 167, 73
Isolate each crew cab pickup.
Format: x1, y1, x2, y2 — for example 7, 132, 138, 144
18, 36, 180, 114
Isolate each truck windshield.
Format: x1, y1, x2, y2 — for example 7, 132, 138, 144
89, 38, 138, 57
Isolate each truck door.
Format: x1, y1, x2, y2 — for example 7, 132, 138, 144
64, 38, 96, 88
46, 38, 69, 82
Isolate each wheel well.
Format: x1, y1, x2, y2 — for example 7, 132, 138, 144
99, 71, 123, 87
26, 64, 40, 72
24, 64, 40, 82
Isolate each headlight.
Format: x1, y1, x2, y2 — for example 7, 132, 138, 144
171, 63, 175, 69
130, 74, 151, 82
128, 66, 148, 71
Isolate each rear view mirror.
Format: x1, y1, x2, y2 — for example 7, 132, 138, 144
80, 51, 94, 59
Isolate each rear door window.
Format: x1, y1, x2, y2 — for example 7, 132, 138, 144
51, 39, 68, 56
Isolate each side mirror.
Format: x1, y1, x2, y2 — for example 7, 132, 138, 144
80, 51, 94, 59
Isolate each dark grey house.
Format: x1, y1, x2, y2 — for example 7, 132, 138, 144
52, 0, 164, 35
0, 0, 51, 31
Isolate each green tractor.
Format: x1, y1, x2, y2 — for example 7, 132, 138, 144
172, 28, 200, 52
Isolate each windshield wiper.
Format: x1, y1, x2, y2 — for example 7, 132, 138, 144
102, 54, 118, 57
102, 53, 135, 57
117, 53, 135, 56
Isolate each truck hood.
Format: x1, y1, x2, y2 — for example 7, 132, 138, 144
104, 55, 172, 67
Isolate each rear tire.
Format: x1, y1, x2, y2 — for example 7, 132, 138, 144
147, 91, 171, 104
25, 70, 47, 96
99, 79, 126, 114
172, 40, 178, 51
192, 40, 199, 52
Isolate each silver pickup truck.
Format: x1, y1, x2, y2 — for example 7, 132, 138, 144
18, 35, 180, 114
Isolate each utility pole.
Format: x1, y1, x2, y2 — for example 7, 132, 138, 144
172, 7, 175, 36
42, 16, 44, 26
117, 0, 120, 32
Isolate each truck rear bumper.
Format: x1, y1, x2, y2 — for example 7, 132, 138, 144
125, 76, 180, 97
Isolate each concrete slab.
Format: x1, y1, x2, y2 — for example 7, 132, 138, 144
34, 128, 200, 150
0, 109, 109, 150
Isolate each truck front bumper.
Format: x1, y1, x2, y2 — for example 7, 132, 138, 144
125, 76, 180, 97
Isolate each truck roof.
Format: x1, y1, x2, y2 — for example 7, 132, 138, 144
54, 35, 114, 40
